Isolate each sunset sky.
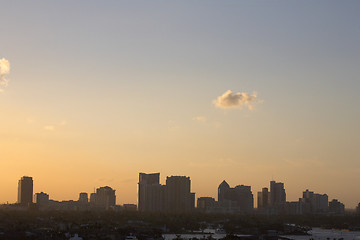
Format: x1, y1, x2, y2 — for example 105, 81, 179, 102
1, 1, 360, 208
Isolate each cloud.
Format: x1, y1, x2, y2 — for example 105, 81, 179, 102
43, 120, 68, 131
0, 58, 10, 91
44, 125, 55, 131
192, 116, 207, 123
213, 90, 258, 110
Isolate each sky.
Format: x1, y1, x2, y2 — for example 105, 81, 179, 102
1, 0, 360, 208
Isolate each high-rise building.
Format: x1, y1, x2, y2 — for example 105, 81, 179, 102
138, 173, 165, 212
218, 180, 230, 202
137, 173, 196, 213
94, 186, 116, 209
18, 176, 33, 205
270, 181, 286, 206
34, 192, 49, 205
165, 176, 195, 213
78, 192, 88, 203
217, 180, 254, 213
257, 187, 269, 209
300, 189, 328, 214
328, 199, 345, 215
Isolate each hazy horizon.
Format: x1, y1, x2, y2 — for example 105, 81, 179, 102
1, 1, 359, 208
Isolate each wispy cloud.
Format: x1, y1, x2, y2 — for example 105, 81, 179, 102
43, 120, 68, 131
0, 58, 10, 91
44, 125, 55, 131
213, 90, 258, 110
192, 116, 207, 123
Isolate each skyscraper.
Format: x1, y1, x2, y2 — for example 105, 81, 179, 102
270, 181, 286, 206
138, 172, 165, 212
94, 186, 116, 209
257, 187, 269, 209
300, 189, 328, 214
217, 180, 254, 213
218, 180, 230, 202
137, 173, 195, 213
165, 176, 195, 213
18, 176, 33, 205
78, 192, 88, 203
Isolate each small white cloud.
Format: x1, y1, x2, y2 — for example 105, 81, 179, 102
44, 125, 55, 131
0, 58, 10, 91
192, 116, 207, 123
213, 90, 258, 110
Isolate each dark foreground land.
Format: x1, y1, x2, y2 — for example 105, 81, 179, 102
0, 210, 360, 240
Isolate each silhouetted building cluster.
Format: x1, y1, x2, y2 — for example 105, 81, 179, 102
5, 175, 354, 216
198, 179, 348, 216
13, 176, 126, 211
138, 173, 195, 213
216, 180, 253, 214
197, 181, 254, 214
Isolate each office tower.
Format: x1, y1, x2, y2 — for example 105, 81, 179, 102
165, 176, 195, 213
233, 185, 253, 212
138, 172, 165, 212
34, 192, 49, 205
269, 181, 286, 206
94, 186, 116, 209
78, 192, 88, 203
217, 181, 254, 213
328, 199, 345, 215
18, 176, 33, 205
257, 187, 269, 209
218, 180, 230, 202
300, 189, 328, 214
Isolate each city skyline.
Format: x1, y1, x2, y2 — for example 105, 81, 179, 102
1, 1, 360, 208
6, 174, 351, 214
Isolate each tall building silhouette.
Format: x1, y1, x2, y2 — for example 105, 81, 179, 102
300, 189, 328, 214
78, 192, 88, 203
217, 180, 254, 213
18, 176, 33, 205
34, 192, 49, 205
270, 181, 286, 206
137, 173, 195, 213
93, 186, 116, 209
257, 187, 269, 209
328, 199, 345, 215
218, 180, 230, 202
165, 176, 195, 213
138, 172, 165, 212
